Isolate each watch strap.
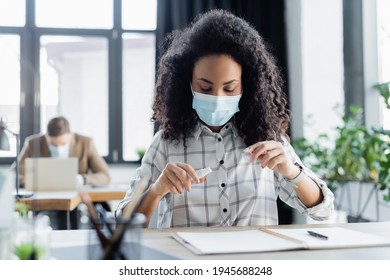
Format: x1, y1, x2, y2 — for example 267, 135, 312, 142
285, 163, 305, 188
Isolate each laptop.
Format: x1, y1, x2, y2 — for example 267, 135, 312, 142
25, 157, 78, 191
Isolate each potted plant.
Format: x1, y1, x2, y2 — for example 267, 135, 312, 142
293, 84, 390, 221
136, 148, 146, 163
295, 89, 389, 196
13, 203, 52, 260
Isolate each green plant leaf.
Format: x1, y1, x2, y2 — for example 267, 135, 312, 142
293, 102, 390, 201
13, 242, 44, 260
15, 203, 29, 217
374, 82, 390, 110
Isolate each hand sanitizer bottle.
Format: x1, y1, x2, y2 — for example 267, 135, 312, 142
195, 167, 212, 179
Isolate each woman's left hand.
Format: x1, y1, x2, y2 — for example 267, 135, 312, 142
244, 141, 299, 179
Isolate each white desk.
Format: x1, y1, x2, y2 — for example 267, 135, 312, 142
50, 222, 390, 260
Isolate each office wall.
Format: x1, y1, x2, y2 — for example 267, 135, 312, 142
288, 0, 344, 142
108, 163, 139, 184
287, 0, 344, 223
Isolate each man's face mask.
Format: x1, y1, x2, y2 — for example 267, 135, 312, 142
48, 144, 70, 158
47, 133, 71, 158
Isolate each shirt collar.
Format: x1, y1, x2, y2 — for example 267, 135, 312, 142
192, 120, 238, 141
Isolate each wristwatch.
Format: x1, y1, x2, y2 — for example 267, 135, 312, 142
285, 162, 305, 188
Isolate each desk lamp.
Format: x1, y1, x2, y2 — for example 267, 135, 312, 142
0, 117, 33, 199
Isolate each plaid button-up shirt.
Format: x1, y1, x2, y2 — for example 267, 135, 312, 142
117, 121, 334, 228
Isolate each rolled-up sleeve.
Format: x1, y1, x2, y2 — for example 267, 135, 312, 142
275, 141, 334, 221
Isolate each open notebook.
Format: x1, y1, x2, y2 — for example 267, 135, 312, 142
172, 227, 390, 255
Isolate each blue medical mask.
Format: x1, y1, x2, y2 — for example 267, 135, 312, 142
48, 144, 70, 158
191, 86, 242, 126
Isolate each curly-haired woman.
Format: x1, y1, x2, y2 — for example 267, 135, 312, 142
117, 9, 334, 227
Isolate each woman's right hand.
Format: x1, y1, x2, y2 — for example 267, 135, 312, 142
149, 162, 202, 197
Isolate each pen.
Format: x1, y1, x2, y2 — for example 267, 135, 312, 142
307, 230, 328, 240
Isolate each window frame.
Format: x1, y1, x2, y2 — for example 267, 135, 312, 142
0, 0, 156, 165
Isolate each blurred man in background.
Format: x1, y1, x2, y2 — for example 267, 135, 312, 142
18, 116, 110, 229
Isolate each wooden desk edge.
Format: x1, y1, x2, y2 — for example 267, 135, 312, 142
16, 189, 126, 211
86, 191, 126, 202
17, 196, 82, 211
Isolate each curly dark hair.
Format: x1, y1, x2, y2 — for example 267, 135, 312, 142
153, 9, 290, 146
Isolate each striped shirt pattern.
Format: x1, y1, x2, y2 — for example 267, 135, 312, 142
117, 121, 334, 228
